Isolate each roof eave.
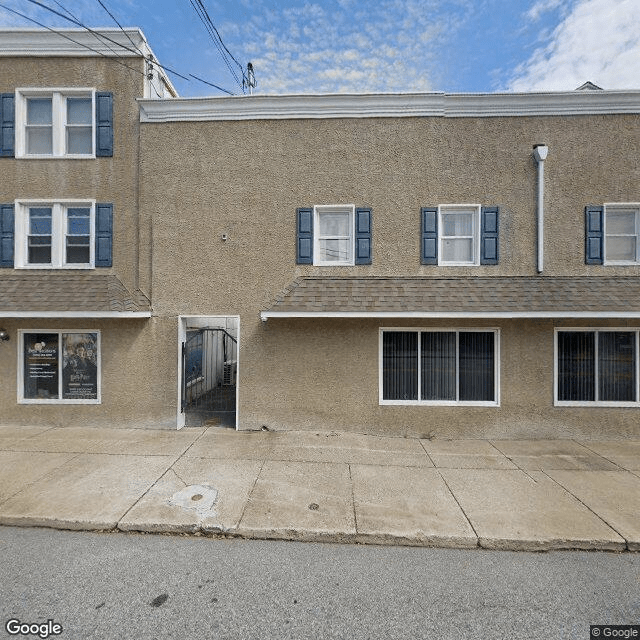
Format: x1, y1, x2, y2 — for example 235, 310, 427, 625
260, 310, 640, 321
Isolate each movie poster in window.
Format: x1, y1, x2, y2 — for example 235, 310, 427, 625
23, 333, 59, 399
62, 332, 98, 400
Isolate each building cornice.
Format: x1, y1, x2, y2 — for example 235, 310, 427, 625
139, 90, 640, 123
0, 28, 151, 57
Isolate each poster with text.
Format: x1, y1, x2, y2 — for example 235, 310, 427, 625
62, 332, 98, 400
23, 333, 59, 399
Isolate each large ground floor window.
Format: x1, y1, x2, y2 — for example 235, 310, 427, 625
380, 329, 499, 405
19, 330, 100, 403
556, 329, 639, 405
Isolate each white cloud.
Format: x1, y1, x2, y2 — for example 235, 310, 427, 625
509, 0, 640, 91
235, 0, 469, 94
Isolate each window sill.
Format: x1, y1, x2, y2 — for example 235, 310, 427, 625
381, 400, 499, 407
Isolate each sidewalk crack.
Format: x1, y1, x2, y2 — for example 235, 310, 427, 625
237, 459, 265, 529
348, 464, 358, 534
542, 470, 629, 549
438, 470, 479, 546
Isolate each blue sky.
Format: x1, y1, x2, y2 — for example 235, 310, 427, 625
1, 0, 639, 97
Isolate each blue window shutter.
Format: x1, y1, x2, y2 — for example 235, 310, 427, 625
0, 204, 14, 267
0, 93, 15, 158
355, 207, 372, 265
95, 92, 113, 157
585, 205, 604, 265
421, 207, 438, 264
95, 203, 113, 267
296, 207, 313, 264
480, 206, 499, 265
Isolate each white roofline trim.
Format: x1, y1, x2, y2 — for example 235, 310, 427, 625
260, 311, 640, 321
1, 311, 152, 318
139, 90, 640, 123
0, 28, 149, 57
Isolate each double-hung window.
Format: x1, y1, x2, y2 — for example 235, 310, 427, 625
15, 200, 95, 268
380, 329, 499, 405
16, 89, 94, 157
605, 204, 640, 264
314, 205, 355, 265
556, 329, 640, 405
296, 205, 372, 265
439, 205, 480, 265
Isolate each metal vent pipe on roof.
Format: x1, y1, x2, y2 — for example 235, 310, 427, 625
533, 144, 548, 273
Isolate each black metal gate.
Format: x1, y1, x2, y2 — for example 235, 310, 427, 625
181, 327, 237, 427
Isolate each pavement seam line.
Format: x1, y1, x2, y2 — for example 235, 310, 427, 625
437, 469, 479, 545
115, 454, 184, 528
417, 439, 436, 467
577, 440, 629, 472
347, 463, 359, 534
541, 470, 629, 549
237, 458, 266, 530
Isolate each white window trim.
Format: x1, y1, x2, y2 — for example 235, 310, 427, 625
14, 199, 96, 269
379, 327, 500, 407
554, 328, 640, 407
18, 329, 101, 405
603, 203, 640, 266
438, 204, 481, 266
15, 88, 96, 159
313, 204, 355, 266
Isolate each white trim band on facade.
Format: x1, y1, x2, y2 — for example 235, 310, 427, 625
1, 311, 151, 318
0, 28, 151, 57
260, 311, 640, 321
139, 90, 640, 123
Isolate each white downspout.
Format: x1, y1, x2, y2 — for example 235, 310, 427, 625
533, 144, 548, 273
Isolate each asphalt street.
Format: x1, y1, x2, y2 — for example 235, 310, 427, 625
0, 526, 638, 640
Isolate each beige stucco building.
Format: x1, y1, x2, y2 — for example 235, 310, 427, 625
2, 28, 640, 439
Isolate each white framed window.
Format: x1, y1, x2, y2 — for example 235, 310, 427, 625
439, 205, 481, 266
555, 329, 640, 406
604, 204, 640, 264
14, 200, 95, 269
15, 88, 95, 158
314, 204, 355, 266
380, 328, 499, 406
18, 330, 101, 404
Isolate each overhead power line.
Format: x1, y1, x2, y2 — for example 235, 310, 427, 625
187, 0, 254, 93
5, 0, 234, 94
94, 0, 143, 55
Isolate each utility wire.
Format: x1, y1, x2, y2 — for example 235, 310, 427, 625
1, 0, 236, 95
189, 73, 234, 96
0, 3, 148, 78
94, 0, 143, 55
23, 0, 193, 83
188, 0, 240, 88
195, 0, 243, 71
188, 0, 244, 91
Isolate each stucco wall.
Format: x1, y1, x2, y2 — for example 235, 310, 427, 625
139, 113, 640, 437
0, 56, 147, 294
0, 317, 177, 429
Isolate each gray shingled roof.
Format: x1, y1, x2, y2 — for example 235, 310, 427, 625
262, 276, 640, 318
0, 273, 151, 315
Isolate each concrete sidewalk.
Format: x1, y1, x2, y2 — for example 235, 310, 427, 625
0, 425, 639, 551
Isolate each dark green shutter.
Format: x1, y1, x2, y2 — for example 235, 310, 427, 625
355, 207, 372, 265
0, 204, 14, 267
296, 207, 313, 264
95, 203, 113, 267
480, 206, 499, 265
421, 207, 438, 264
0, 93, 14, 157
585, 205, 604, 265
95, 92, 113, 157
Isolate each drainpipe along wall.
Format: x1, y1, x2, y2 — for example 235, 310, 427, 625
533, 144, 549, 273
